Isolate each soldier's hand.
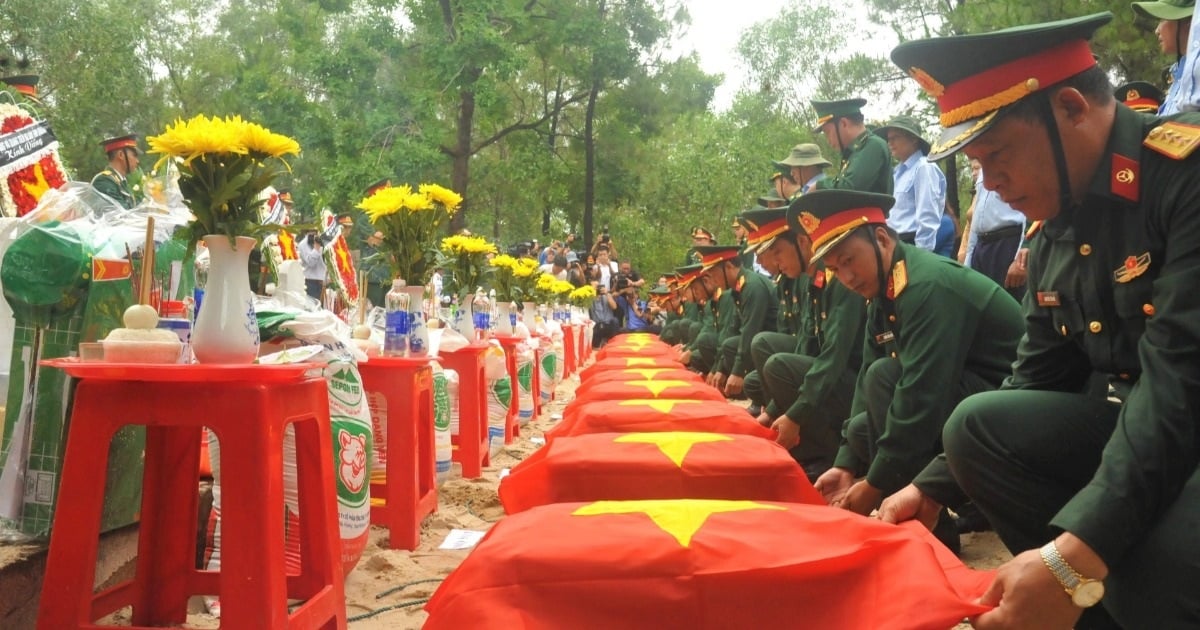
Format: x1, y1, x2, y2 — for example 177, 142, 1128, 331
836, 479, 882, 515
713, 372, 728, 391
723, 374, 744, 396
877, 483, 941, 530
771, 416, 801, 449
1005, 248, 1029, 288
970, 548, 1084, 630
813, 467, 855, 505
680, 350, 692, 365
755, 411, 774, 428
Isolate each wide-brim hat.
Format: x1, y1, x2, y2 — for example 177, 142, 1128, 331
740, 206, 790, 255
873, 115, 932, 155
890, 13, 1112, 160
101, 134, 141, 155
693, 245, 742, 270
786, 190, 895, 263
773, 143, 834, 176
811, 98, 867, 133
1115, 80, 1164, 113
1132, 0, 1194, 21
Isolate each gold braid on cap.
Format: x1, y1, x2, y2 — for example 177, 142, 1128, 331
930, 110, 1000, 156
908, 68, 944, 98
940, 79, 1039, 127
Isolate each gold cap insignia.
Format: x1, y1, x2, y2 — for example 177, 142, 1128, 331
799, 212, 821, 234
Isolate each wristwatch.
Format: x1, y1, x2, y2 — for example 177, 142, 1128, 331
1039, 541, 1105, 608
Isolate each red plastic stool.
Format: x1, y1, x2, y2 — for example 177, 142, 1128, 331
359, 356, 437, 550
491, 335, 523, 443
37, 361, 345, 630
530, 346, 544, 419
561, 324, 577, 379
439, 343, 491, 479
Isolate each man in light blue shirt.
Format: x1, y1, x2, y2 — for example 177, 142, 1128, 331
874, 116, 946, 251
1133, 0, 1195, 114
962, 159, 1027, 301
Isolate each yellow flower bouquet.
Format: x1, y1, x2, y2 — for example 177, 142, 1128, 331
437, 234, 497, 302
357, 183, 461, 283
147, 114, 300, 251
568, 284, 597, 308
535, 276, 575, 304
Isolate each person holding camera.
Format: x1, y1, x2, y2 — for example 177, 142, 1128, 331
591, 227, 619, 261
614, 276, 659, 334
592, 244, 619, 289
589, 279, 620, 348
298, 229, 328, 301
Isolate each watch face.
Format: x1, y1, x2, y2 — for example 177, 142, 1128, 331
1071, 580, 1105, 608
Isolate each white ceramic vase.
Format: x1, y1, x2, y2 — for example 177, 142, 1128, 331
192, 235, 260, 364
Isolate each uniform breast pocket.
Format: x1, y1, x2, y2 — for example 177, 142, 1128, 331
1044, 296, 1085, 339
1112, 279, 1153, 338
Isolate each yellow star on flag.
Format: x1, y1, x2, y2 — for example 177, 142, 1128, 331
628, 379, 691, 397
21, 162, 52, 201
615, 337, 654, 351
573, 499, 786, 547
622, 357, 659, 367
617, 399, 701, 414
614, 432, 731, 467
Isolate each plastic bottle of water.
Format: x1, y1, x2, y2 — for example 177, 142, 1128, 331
384, 279, 410, 357
409, 293, 429, 358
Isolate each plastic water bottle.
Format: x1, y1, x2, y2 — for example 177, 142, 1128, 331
409, 301, 429, 358
384, 279, 410, 356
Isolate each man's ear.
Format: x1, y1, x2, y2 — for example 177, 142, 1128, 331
1053, 87, 1091, 125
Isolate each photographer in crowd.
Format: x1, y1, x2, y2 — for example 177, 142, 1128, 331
298, 229, 328, 301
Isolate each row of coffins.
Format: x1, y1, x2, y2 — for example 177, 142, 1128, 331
422, 333, 997, 629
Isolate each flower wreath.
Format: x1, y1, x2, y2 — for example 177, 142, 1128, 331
0, 102, 69, 217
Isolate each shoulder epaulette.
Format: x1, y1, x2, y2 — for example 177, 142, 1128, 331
1144, 121, 1200, 160
1024, 220, 1044, 241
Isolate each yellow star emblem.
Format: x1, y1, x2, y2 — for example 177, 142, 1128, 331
623, 358, 659, 367
617, 399, 701, 414
621, 368, 672, 380
614, 432, 731, 467
573, 499, 786, 547
628, 379, 691, 397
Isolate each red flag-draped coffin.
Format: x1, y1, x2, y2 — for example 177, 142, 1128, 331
548, 398, 774, 440
425, 499, 994, 630
575, 367, 703, 396
595, 342, 680, 361
579, 356, 685, 382
499, 432, 823, 513
567, 379, 725, 410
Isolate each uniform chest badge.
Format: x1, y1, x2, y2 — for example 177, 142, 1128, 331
1036, 291, 1061, 307
735, 275, 745, 292
813, 271, 825, 289
874, 330, 896, 345
1114, 253, 1151, 283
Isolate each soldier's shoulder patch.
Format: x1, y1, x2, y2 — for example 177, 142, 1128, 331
1025, 220, 1044, 241
888, 260, 908, 299
735, 274, 746, 292
1144, 121, 1200, 160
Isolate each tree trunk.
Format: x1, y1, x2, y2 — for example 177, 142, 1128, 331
583, 81, 599, 250
544, 77, 563, 237
449, 84, 476, 234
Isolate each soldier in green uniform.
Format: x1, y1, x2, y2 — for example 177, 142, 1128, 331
1, 74, 42, 113
1114, 80, 1163, 114
677, 264, 717, 372
746, 199, 869, 481
91, 134, 141, 209
810, 99, 893, 195
684, 226, 715, 266
737, 208, 800, 419
696, 245, 778, 398
878, 13, 1200, 628
773, 143, 833, 199
800, 190, 1022, 549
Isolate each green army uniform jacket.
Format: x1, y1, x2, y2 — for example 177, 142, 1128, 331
914, 106, 1200, 566
776, 275, 806, 337
91, 169, 136, 209
729, 269, 779, 377
794, 271, 823, 357
684, 298, 715, 353
816, 131, 894, 195
833, 243, 1023, 494
714, 287, 738, 342
738, 238, 756, 269
783, 269, 867, 423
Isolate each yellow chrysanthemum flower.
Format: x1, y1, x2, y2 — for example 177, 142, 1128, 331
536, 274, 556, 290
419, 183, 463, 212
441, 235, 497, 255
513, 264, 538, 278
551, 280, 575, 295
569, 286, 597, 300
358, 185, 414, 223
242, 121, 301, 158
403, 191, 434, 213
489, 254, 518, 269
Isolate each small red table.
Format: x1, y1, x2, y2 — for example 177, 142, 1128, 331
36, 360, 344, 630
438, 342, 491, 479
358, 356, 437, 550
491, 335, 523, 443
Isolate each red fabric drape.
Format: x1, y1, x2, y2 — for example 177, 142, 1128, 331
499, 431, 823, 513
575, 367, 703, 395
548, 398, 774, 440
425, 499, 994, 630
567, 379, 725, 411
579, 357, 685, 381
